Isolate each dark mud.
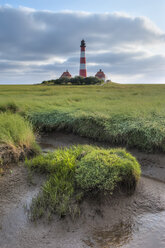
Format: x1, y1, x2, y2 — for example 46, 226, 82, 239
0, 132, 165, 248
0, 144, 36, 168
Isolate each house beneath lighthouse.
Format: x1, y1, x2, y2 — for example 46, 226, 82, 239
95, 69, 106, 82
60, 70, 72, 79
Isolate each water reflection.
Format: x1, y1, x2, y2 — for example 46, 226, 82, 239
93, 221, 133, 247
91, 212, 165, 248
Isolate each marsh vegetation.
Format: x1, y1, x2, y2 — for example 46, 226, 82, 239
1, 83, 165, 152
1, 82, 164, 216
0, 82, 165, 246
25, 145, 141, 219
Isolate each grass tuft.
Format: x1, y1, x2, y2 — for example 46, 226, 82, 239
25, 145, 141, 220
0, 112, 39, 152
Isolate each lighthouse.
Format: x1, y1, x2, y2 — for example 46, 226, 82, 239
79, 39, 87, 77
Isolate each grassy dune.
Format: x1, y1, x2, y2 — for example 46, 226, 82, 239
1, 83, 165, 151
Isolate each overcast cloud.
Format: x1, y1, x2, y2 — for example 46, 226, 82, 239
0, 5, 165, 84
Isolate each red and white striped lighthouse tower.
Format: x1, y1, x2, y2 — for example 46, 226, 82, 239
79, 39, 87, 77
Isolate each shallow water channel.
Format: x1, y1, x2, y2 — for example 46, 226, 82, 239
0, 132, 165, 248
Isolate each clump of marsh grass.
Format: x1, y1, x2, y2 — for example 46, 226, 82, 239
25, 145, 141, 220
29, 110, 165, 152
0, 112, 39, 153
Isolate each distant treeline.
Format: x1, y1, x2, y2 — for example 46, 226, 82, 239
41, 76, 103, 85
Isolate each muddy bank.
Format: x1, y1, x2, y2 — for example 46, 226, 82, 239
0, 144, 36, 169
0, 165, 165, 248
38, 132, 165, 183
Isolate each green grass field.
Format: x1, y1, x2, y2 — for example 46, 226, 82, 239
1, 83, 165, 116
1, 83, 165, 151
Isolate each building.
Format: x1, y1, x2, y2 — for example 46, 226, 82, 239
95, 69, 106, 81
79, 39, 87, 77
58, 42, 109, 82
60, 70, 72, 79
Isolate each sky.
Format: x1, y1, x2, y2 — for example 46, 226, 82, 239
0, 0, 165, 84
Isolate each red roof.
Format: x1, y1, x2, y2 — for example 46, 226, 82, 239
60, 70, 72, 78
95, 69, 105, 79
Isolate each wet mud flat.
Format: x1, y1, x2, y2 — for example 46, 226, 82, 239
0, 132, 165, 248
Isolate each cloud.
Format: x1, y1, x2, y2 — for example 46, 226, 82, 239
0, 6, 165, 83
